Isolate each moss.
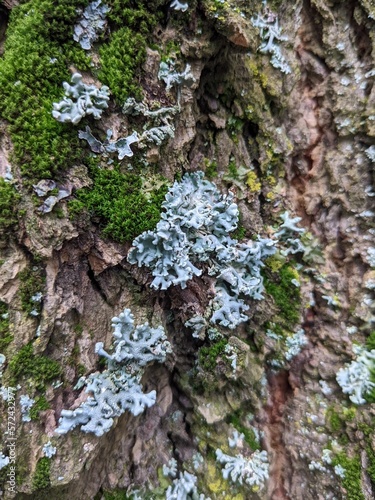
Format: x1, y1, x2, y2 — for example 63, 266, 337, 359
99, 1, 164, 104
99, 27, 146, 103
326, 406, 343, 432
231, 223, 246, 240
8, 343, 61, 389
157, 466, 170, 490
18, 264, 45, 315
198, 338, 228, 371
0, 0, 91, 182
69, 165, 168, 242
0, 179, 20, 238
264, 264, 301, 325
74, 323, 84, 337
32, 458, 51, 491
342, 407, 357, 422
29, 395, 50, 420
227, 159, 239, 179
205, 159, 218, 180
365, 331, 375, 350
332, 452, 364, 500
227, 411, 261, 451
0, 301, 13, 351
77, 363, 86, 377
357, 423, 375, 484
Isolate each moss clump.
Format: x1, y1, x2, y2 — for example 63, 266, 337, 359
99, 0, 164, 104
32, 458, 51, 491
227, 411, 261, 451
0, 179, 19, 237
264, 264, 301, 325
29, 395, 50, 420
332, 453, 364, 500
365, 331, 375, 350
8, 343, 61, 389
0, 301, 13, 351
99, 27, 146, 103
69, 166, 168, 242
0, 0, 90, 181
198, 338, 228, 372
326, 406, 343, 432
205, 159, 218, 180
18, 264, 45, 315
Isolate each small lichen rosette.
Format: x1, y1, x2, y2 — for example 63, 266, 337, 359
215, 449, 269, 490
336, 345, 375, 404
52, 73, 109, 124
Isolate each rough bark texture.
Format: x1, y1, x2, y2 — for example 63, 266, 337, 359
0, 0, 375, 499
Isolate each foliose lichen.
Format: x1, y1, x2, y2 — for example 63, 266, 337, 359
215, 449, 269, 490
56, 308, 171, 436
128, 172, 276, 329
336, 345, 375, 404
73, 0, 110, 50
52, 73, 109, 124
251, 5, 291, 74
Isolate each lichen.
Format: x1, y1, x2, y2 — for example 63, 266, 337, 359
56, 308, 171, 436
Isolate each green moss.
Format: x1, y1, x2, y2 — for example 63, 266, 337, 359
231, 223, 246, 240
326, 406, 343, 432
69, 166, 168, 242
198, 338, 228, 371
332, 453, 364, 500
227, 159, 239, 180
227, 412, 261, 451
29, 395, 50, 420
99, 27, 146, 103
18, 264, 45, 315
205, 159, 218, 180
74, 323, 84, 336
0, 301, 13, 351
0, 0, 91, 182
8, 343, 61, 389
0, 179, 20, 237
365, 331, 375, 350
99, 1, 163, 104
32, 458, 51, 491
357, 423, 375, 484
264, 264, 301, 325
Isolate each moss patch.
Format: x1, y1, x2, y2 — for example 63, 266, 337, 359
332, 452, 364, 500
0, 0, 91, 182
69, 165, 168, 242
29, 395, 50, 420
264, 264, 301, 325
18, 263, 45, 315
198, 338, 228, 372
227, 411, 261, 451
8, 343, 61, 389
32, 458, 51, 491
0, 301, 13, 351
0, 179, 19, 237
99, 0, 164, 104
